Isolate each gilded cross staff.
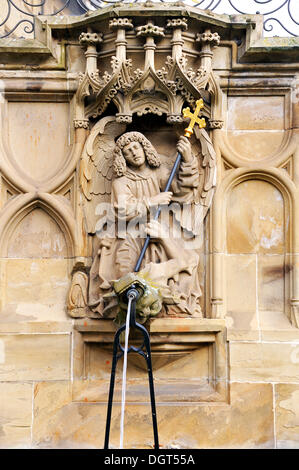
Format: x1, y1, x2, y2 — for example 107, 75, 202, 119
183, 98, 206, 137
134, 98, 206, 272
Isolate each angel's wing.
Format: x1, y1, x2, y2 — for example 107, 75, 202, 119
196, 126, 217, 217
175, 127, 217, 237
80, 116, 126, 234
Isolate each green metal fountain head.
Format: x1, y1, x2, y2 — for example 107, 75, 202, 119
113, 272, 162, 324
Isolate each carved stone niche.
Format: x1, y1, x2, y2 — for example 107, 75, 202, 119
73, 318, 228, 404
70, 112, 229, 401
66, 3, 228, 399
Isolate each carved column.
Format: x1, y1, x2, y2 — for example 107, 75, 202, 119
166, 18, 188, 60
79, 28, 102, 75
109, 18, 134, 63
74, 29, 103, 130
196, 30, 220, 89
197, 30, 220, 67
136, 21, 164, 70
196, 32, 222, 319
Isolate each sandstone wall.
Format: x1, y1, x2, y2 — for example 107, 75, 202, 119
0, 6, 298, 449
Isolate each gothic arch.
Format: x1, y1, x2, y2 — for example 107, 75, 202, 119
0, 193, 76, 258
210, 167, 297, 321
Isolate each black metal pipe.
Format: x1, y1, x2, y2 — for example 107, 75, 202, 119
134, 151, 182, 272
104, 324, 125, 449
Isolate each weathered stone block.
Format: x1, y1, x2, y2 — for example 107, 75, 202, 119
228, 96, 285, 130
258, 255, 285, 313
0, 322, 72, 334
212, 45, 231, 70
1, 259, 70, 321
155, 382, 274, 449
33, 381, 103, 449
260, 311, 299, 341
227, 180, 285, 255
8, 102, 70, 183
0, 334, 70, 381
276, 384, 299, 449
32, 381, 274, 449
230, 342, 299, 382
226, 131, 285, 160
0, 382, 32, 448
226, 254, 257, 331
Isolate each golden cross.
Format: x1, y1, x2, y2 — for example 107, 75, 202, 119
182, 98, 206, 138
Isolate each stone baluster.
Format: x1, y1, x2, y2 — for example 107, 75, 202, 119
79, 28, 103, 76
75, 29, 102, 130
166, 18, 188, 60
196, 29, 220, 77
136, 21, 164, 70
109, 18, 134, 63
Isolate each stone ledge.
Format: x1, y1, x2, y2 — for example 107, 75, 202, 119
0, 321, 72, 334
149, 318, 225, 333
74, 318, 226, 346
0, 38, 65, 69
75, 317, 225, 333
73, 317, 228, 403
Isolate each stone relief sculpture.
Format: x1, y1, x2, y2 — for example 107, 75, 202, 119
68, 15, 219, 322
91, 130, 202, 319
69, 117, 216, 322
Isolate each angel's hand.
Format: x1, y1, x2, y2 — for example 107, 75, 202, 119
177, 136, 192, 163
149, 192, 173, 207
145, 220, 169, 240
98, 239, 112, 252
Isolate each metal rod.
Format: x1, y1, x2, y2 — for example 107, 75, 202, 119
104, 325, 124, 449
134, 151, 182, 272
104, 289, 159, 449
129, 297, 159, 449
142, 326, 159, 449
119, 294, 133, 449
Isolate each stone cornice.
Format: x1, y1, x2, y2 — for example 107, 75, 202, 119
0, 5, 298, 68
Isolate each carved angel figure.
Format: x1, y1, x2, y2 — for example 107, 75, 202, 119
69, 117, 216, 321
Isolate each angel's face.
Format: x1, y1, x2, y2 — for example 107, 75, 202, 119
122, 141, 146, 169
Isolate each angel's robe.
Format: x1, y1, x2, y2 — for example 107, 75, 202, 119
89, 154, 203, 318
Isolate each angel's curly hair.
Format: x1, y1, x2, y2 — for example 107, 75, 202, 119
113, 131, 161, 177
